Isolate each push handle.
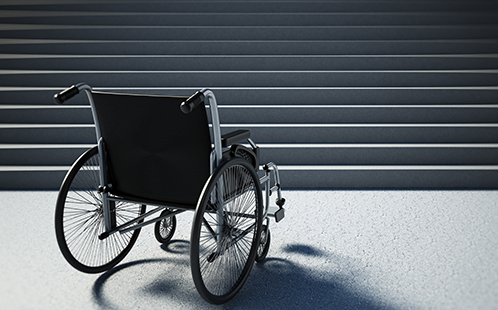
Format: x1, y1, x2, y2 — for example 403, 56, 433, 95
53, 85, 80, 104
180, 91, 205, 114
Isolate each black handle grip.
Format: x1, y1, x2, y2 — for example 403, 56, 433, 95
180, 91, 205, 114
53, 85, 80, 104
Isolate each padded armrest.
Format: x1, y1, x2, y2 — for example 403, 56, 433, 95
221, 129, 251, 147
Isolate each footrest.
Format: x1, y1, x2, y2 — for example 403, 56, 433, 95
268, 206, 285, 223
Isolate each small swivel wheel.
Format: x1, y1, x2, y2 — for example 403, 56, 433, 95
154, 210, 177, 244
256, 225, 271, 262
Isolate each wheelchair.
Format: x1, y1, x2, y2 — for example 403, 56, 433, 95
53, 83, 286, 304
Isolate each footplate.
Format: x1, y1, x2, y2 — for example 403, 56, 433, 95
268, 206, 285, 222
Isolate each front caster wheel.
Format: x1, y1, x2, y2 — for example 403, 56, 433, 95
154, 210, 177, 244
255, 225, 271, 263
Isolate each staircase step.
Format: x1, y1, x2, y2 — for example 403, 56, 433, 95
3, 143, 497, 166
1, 165, 497, 190
0, 124, 96, 144
1, 70, 496, 87
259, 144, 498, 165
3, 12, 498, 26
2, 87, 497, 105
221, 124, 498, 143
2, 1, 497, 13
0, 166, 67, 189
0, 106, 92, 123
3, 104, 498, 124
3, 124, 497, 144
3, 25, 498, 41
0, 144, 91, 165
3, 55, 498, 71
1, 40, 497, 55
218, 105, 498, 124
278, 165, 498, 188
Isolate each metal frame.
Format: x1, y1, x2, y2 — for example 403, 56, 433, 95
200, 88, 223, 171
74, 84, 283, 240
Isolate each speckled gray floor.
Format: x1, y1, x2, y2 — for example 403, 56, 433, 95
1, 190, 497, 309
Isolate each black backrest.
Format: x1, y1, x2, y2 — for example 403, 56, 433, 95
91, 91, 211, 207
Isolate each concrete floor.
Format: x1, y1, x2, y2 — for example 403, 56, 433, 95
1, 190, 497, 309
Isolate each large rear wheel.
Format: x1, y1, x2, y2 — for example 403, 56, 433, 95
190, 157, 263, 304
55, 146, 145, 273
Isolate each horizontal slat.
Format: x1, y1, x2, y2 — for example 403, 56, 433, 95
3, 164, 498, 172
1, 40, 497, 55
1, 165, 497, 189
1, 1, 497, 13
2, 143, 498, 166
2, 87, 498, 105
1, 11, 497, 26
2, 54, 498, 71
0, 145, 91, 165
260, 144, 498, 165
223, 124, 498, 143
0, 106, 92, 123
3, 104, 498, 124
217, 105, 498, 124
279, 167, 498, 188
2, 124, 498, 143
0, 125, 96, 143
1, 70, 496, 87
2, 25, 497, 40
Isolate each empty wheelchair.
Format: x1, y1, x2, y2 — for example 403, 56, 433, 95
53, 83, 286, 304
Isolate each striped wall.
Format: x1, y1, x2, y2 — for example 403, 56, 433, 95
1, 0, 498, 189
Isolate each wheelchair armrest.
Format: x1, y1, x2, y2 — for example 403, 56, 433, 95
221, 129, 251, 147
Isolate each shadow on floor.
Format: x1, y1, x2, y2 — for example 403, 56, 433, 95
92, 241, 394, 310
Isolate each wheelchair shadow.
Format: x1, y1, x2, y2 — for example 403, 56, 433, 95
238, 244, 392, 310
92, 241, 392, 309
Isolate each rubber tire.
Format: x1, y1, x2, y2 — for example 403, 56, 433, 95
190, 157, 263, 304
154, 211, 177, 244
255, 225, 271, 263
55, 146, 145, 273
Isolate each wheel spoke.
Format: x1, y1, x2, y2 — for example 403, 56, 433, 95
154, 210, 176, 244
192, 159, 262, 303
55, 147, 145, 273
